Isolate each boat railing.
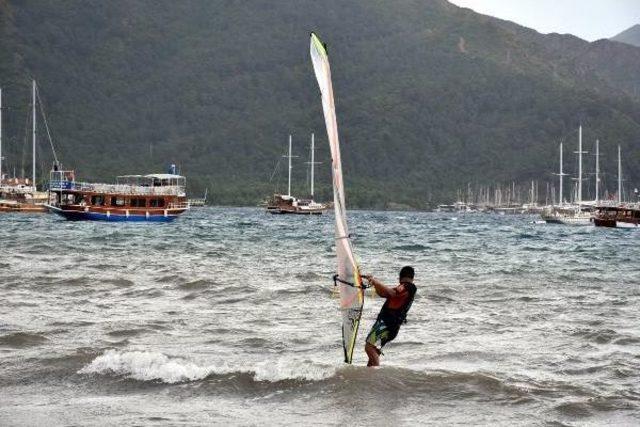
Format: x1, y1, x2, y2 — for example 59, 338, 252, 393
168, 201, 190, 209
49, 180, 186, 196
0, 184, 37, 194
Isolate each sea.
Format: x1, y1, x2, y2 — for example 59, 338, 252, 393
1, 208, 639, 426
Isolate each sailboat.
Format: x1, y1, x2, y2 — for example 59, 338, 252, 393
0, 81, 48, 213
188, 188, 208, 207
541, 126, 593, 225
265, 133, 328, 215
593, 145, 638, 227
310, 32, 365, 364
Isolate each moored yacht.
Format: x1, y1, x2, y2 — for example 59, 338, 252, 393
541, 127, 593, 225
0, 81, 48, 213
266, 133, 328, 215
46, 166, 189, 222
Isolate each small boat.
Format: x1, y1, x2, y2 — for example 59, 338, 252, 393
188, 188, 208, 207
593, 146, 635, 228
46, 167, 189, 222
594, 204, 640, 228
0, 178, 48, 213
541, 205, 593, 224
436, 204, 456, 213
266, 133, 328, 215
0, 81, 48, 213
266, 194, 327, 215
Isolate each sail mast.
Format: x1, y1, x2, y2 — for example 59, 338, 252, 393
32, 80, 36, 190
560, 143, 563, 206
573, 126, 587, 210
595, 139, 600, 204
310, 32, 363, 364
618, 145, 622, 203
577, 126, 582, 206
310, 133, 315, 198
554, 142, 566, 207
288, 134, 292, 197
0, 87, 3, 183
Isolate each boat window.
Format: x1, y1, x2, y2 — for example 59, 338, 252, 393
111, 197, 125, 207
130, 198, 146, 207
91, 195, 104, 206
149, 198, 165, 207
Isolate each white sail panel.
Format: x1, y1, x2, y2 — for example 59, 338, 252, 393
310, 32, 364, 364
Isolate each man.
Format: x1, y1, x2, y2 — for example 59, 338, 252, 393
363, 266, 417, 367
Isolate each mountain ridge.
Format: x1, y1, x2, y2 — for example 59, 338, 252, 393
611, 24, 640, 47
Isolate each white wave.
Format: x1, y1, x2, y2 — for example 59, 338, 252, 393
78, 350, 336, 384
253, 358, 336, 382
78, 350, 233, 383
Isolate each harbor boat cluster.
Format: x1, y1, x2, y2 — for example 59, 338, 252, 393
0, 83, 633, 226
443, 125, 637, 229
437, 181, 548, 214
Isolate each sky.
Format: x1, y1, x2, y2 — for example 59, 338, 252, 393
448, 0, 640, 41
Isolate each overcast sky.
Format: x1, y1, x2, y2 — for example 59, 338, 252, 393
448, 0, 640, 41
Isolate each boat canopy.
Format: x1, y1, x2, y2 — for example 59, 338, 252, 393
117, 174, 186, 188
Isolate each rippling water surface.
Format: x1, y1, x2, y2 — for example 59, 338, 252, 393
1, 208, 639, 425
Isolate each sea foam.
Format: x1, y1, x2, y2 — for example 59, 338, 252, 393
78, 350, 336, 384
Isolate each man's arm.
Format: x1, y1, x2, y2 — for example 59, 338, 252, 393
363, 275, 394, 298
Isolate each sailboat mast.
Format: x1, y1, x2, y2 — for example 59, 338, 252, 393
559, 142, 564, 206
0, 87, 3, 183
310, 133, 315, 198
618, 145, 622, 203
530, 180, 534, 205
288, 134, 292, 197
32, 80, 36, 190
577, 125, 582, 206
595, 139, 600, 204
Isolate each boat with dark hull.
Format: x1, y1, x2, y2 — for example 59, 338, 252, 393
594, 204, 640, 228
46, 169, 189, 222
266, 194, 327, 215
266, 134, 328, 215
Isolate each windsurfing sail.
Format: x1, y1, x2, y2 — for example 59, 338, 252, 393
310, 32, 365, 364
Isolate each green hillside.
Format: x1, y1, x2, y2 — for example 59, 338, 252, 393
1, 0, 639, 208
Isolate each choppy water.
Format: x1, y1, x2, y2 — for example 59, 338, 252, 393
1, 208, 639, 425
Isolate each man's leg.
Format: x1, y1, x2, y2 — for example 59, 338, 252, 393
365, 319, 387, 367
365, 342, 380, 367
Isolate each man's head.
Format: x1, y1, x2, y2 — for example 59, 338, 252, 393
399, 266, 414, 282
397, 266, 417, 298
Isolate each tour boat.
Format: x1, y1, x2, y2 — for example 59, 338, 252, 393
46, 168, 189, 222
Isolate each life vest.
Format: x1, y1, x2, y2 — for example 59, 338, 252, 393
377, 283, 416, 328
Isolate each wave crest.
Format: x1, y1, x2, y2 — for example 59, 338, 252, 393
78, 350, 336, 384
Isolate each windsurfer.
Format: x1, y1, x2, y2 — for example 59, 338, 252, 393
362, 266, 417, 367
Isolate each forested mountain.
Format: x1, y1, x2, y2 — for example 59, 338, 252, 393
1, 0, 639, 208
611, 24, 640, 48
